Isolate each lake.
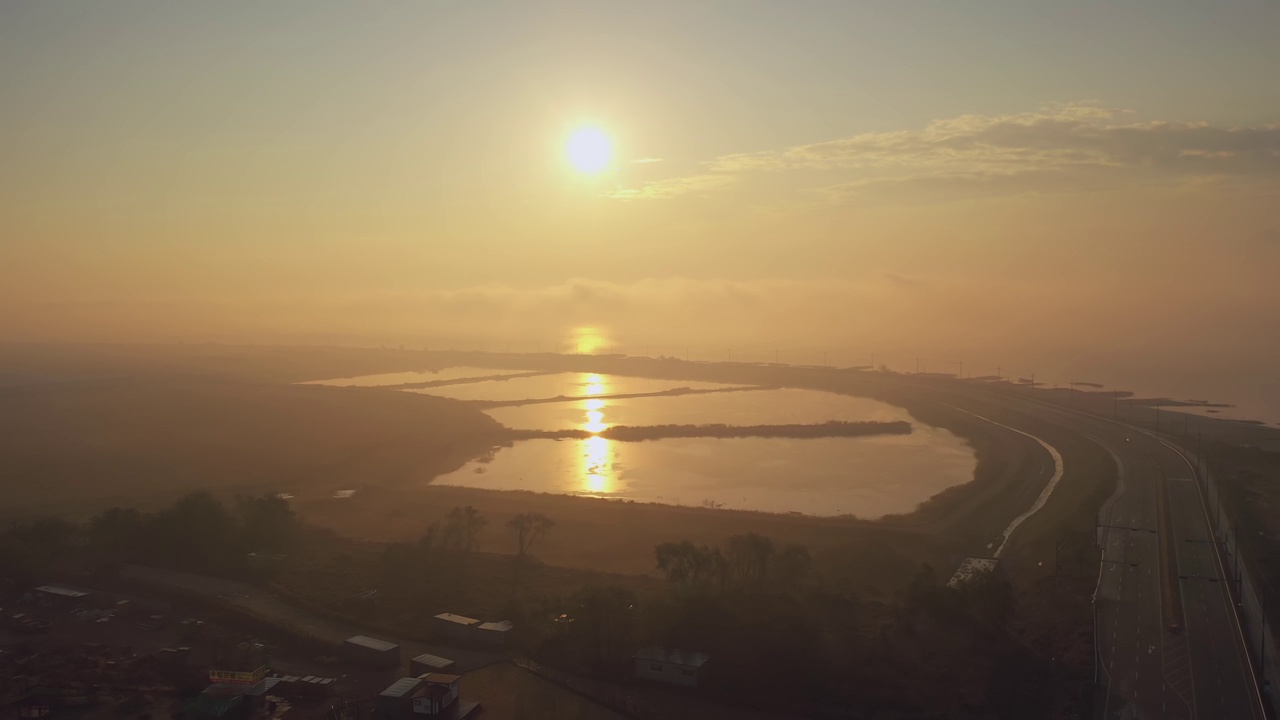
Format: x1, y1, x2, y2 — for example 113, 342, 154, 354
305, 370, 977, 518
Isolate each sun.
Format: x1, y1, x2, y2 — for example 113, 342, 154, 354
566, 126, 612, 174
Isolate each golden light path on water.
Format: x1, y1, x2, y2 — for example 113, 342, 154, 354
579, 373, 616, 495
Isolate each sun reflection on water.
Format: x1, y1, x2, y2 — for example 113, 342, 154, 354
582, 435, 613, 494
578, 373, 616, 495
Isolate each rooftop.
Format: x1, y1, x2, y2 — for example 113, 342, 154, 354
380, 677, 424, 698
477, 620, 513, 632
421, 672, 461, 685
434, 612, 479, 626
412, 652, 455, 669
346, 634, 398, 652
633, 647, 711, 668
33, 585, 89, 598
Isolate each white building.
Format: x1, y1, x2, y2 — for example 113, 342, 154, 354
412, 674, 461, 716
632, 647, 710, 688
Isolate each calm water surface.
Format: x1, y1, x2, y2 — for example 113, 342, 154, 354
427, 373, 977, 518
303, 370, 978, 518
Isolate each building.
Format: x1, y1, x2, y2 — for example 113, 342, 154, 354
343, 635, 400, 668
272, 675, 336, 699
409, 652, 456, 676
377, 677, 424, 720
377, 675, 479, 720
32, 585, 90, 608
208, 663, 268, 686
432, 613, 479, 643
185, 681, 272, 720
413, 674, 475, 717
632, 647, 710, 688
473, 621, 513, 648
208, 642, 270, 687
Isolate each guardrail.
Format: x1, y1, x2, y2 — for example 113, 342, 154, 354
1195, 453, 1277, 717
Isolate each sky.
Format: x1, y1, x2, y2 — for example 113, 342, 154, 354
2, 1, 1279, 416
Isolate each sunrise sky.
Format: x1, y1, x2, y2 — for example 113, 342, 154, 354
2, 1, 1278, 412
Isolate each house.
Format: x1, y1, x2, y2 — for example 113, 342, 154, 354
209, 642, 269, 687
409, 652, 456, 676
473, 621, 513, 648
343, 635, 400, 668
632, 647, 710, 688
412, 674, 460, 716
432, 613, 479, 643
377, 675, 479, 720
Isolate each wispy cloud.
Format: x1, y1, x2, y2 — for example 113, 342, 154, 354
632, 157, 664, 164
611, 103, 1280, 203
607, 172, 737, 200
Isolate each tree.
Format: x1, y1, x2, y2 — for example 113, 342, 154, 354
772, 543, 812, 588
567, 585, 636, 671
152, 492, 237, 570
507, 513, 555, 558
655, 541, 725, 590
725, 533, 775, 590
958, 569, 1016, 627
235, 494, 297, 555
442, 506, 488, 551
418, 522, 440, 550
89, 507, 148, 556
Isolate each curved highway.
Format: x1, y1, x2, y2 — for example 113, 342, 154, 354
950, 383, 1264, 720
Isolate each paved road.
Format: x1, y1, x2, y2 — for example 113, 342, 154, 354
946, 386, 1265, 719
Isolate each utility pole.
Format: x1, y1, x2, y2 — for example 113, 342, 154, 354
1069, 381, 1075, 404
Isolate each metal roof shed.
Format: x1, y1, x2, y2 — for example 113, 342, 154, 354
410, 652, 456, 675
343, 635, 399, 668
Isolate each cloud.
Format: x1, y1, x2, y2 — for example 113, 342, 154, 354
632, 157, 664, 164
612, 103, 1280, 202
606, 172, 738, 200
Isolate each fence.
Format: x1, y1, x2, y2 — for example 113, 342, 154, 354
1197, 453, 1277, 716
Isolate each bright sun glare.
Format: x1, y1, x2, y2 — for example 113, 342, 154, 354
566, 126, 612, 174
